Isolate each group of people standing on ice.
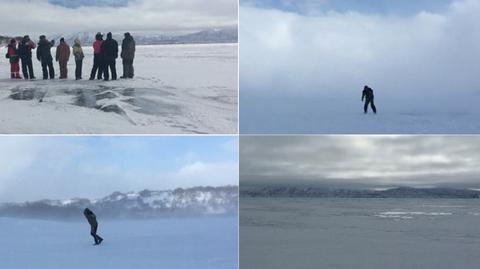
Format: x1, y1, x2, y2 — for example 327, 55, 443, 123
5, 32, 136, 80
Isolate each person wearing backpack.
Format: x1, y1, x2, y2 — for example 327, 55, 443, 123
6, 39, 21, 79
17, 35, 36, 79
72, 38, 84, 80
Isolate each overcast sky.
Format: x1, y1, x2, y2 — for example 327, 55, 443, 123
240, 0, 480, 98
0, 0, 237, 36
0, 136, 238, 203
241, 136, 480, 188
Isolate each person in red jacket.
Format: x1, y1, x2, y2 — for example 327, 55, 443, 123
89, 32, 104, 80
6, 39, 21, 79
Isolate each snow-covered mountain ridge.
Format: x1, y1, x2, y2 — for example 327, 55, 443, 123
241, 186, 480, 199
0, 186, 238, 220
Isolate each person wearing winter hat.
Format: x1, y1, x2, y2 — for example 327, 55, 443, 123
6, 39, 21, 79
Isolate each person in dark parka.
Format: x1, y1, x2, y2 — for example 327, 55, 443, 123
120, 32, 135, 79
83, 208, 103, 245
362, 85, 377, 114
17, 35, 36, 79
36, 35, 55, 79
101, 32, 118, 81
89, 32, 104, 80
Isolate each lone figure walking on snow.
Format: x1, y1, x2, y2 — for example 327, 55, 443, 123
362, 85, 377, 114
83, 208, 104, 245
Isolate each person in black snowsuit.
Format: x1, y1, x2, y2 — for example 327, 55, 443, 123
101, 32, 118, 81
36, 35, 55, 79
83, 208, 103, 245
17, 35, 36, 79
362, 85, 377, 114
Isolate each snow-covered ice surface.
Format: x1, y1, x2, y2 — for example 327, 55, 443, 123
0, 44, 237, 134
241, 198, 480, 269
240, 93, 480, 134
1, 216, 237, 268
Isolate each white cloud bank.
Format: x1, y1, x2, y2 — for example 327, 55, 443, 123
0, 137, 238, 202
0, 0, 238, 36
240, 0, 480, 97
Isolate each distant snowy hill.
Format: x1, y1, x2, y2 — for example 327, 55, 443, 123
1, 28, 238, 46
49, 0, 128, 8
50, 28, 238, 46
241, 186, 480, 199
0, 186, 238, 220
0, 35, 21, 45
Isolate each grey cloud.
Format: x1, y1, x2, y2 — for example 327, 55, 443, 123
240, 136, 480, 187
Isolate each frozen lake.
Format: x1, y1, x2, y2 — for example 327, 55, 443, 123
241, 198, 480, 269
0, 216, 237, 269
240, 93, 480, 134
0, 43, 237, 134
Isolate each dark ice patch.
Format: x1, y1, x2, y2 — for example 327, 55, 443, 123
9, 88, 45, 101
122, 97, 181, 116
